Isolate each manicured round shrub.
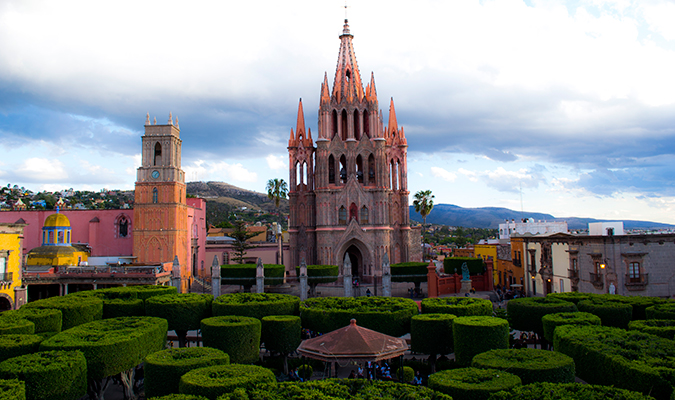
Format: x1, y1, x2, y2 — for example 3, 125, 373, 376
391, 262, 430, 286
422, 297, 493, 316
70, 286, 138, 300
453, 316, 509, 366
300, 296, 419, 336
213, 293, 299, 320
294, 264, 339, 284
0, 379, 25, 400
179, 364, 275, 400
146, 293, 212, 347
488, 382, 657, 400
12, 308, 62, 333
471, 348, 575, 384
22, 294, 103, 330
577, 298, 632, 329
261, 315, 301, 354
541, 312, 601, 343
201, 316, 261, 364
221, 264, 285, 287
596, 294, 666, 321
0, 350, 86, 400
144, 347, 230, 398
396, 366, 415, 383
0, 314, 34, 335
297, 364, 313, 380
646, 302, 675, 320
126, 284, 178, 300
507, 297, 577, 336
545, 292, 594, 305
411, 314, 456, 357
429, 367, 521, 400
0, 335, 44, 363
628, 319, 675, 340
102, 298, 145, 319
149, 395, 208, 400
40, 316, 168, 380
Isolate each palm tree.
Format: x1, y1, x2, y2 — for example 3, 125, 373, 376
266, 178, 288, 208
413, 190, 435, 259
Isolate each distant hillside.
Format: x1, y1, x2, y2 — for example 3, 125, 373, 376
410, 203, 674, 230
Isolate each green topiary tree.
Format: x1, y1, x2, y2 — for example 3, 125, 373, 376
0, 350, 86, 400
300, 297, 419, 337
213, 293, 299, 320
471, 348, 575, 384
144, 347, 230, 398
297, 364, 313, 381
294, 265, 338, 297
453, 316, 509, 366
411, 313, 456, 373
179, 364, 276, 400
102, 298, 145, 319
221, 263, 285, 292
40, 316, 168, 400
0, 379, 25, 400
645, 303, 675, 320
391, 262, 430, 293
628, 319, 675, 340
421, 297, 493, 316
21, 293, 103, 330
261, 315, 301, 375
594, 294, 666, 321
507, 297, 577, 338
396, 366, 415, 383
488, 382, 657, 400
429, 367, 522, 400
545, 292, 594, 305
541, 312, 601, 343
145, 293, 213, 347
10, 308, 62, 333
0, 335, 44, 363
443, 257, 485, 275
0, 313, 34, 335
201, 316, 262, 364
577, 298, 632, 329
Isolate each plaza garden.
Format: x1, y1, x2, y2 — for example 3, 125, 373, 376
0, 285, 674, 400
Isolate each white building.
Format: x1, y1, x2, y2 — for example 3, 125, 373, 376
499, 218, 568, 241
588, 222, 624, 236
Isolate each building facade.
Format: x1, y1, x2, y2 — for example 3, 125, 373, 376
0, 223, 27, 310
288, 20, 421, 282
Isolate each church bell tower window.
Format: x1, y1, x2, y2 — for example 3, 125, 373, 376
154, 143, 162, 166
339, 206, 347, 225
152, 188, 158, 204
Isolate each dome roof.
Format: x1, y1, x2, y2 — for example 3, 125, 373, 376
44, 213, 71, 228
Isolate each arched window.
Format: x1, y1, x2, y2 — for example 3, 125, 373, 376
328, 155, 335, 184
296, 161, 301, 187
356, 155, 363, 184
152, 187, 158, 204
349, 203, 358, 221
341, 109, 348, 141
353, 110, 360, 140
154, 142, 162, 166
48, 230, 54, 244
360, 206, 369, 224
332, 110, 338, 138
57, 230, 64, 244
368, 154, 376, 186
338, 206, 347, 225
119, 216, 129, 237
303, 161, 308, 186
66, 231, 70, 243
363, 109, 370, 138
339, 155, 347, 184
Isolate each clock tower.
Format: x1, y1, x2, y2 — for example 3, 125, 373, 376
133, 113, 189, 289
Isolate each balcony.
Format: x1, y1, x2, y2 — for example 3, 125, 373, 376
513, 259, 522, 267
567, 269, 579, 280
589, 272, 604, 290
625, 274, 648, 291
0, 272, 13, 282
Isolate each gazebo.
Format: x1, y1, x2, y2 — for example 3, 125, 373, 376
296, 319, 408, 379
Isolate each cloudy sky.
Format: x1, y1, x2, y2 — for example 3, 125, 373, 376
1, 0, 674, 224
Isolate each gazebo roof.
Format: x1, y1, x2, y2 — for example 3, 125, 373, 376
296, 319, 408, 363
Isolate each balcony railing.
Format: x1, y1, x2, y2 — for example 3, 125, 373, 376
589, 272, 604, 289
0, 272, 13, 282
625, 273, 648, 290
568, 269, 579, 279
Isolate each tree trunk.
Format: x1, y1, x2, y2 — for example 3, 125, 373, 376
119, 367, 136, 400
283, 353, 289, 375
176, 329, 188, 348
429, 353, 437, 374
87, 376, 111, 400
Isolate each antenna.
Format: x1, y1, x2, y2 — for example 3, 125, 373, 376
344, 0, 349, 20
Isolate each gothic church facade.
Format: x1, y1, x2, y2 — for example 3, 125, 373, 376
288, 20, 422, 282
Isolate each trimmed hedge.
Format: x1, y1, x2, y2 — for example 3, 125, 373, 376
545, 292, 593, 305
421, 297, 493, 316
126, 284, 178, 300
201, 316, 261, 364
294, 265, 339, 284
411, 314, 456, 356
391, 262, 430, 284
554, 324, 675, 400
0, 350, 86, 400
396, 366, 415, 383
40, 316, 168, 380
261, 315, 301, 354
0, 379, 25, 400
102, 298, 145, 319
646, 303, 675, 320
149, 395, 208, 400
471, 348, 575, 384
444, 257, 485, 275
577, 298, 633, 329
0, 334, 44, 363
507, 297, 577, 336
179, 364, 275, 400
22, 294, 103, 330
453, 316, 509, 366
145, 347, 230, 398
429, 367, 522, 400
0, 314, 34, 335
488, 382, 658, 400
145, 293, 213, 332
213, 293, 299, 320
541, 312, 601, 343
217, 379, 453, 400
11, 308, 62, 333
300, 296, 419, 337
628, 319, 675, 340
596, 294, 666, 321
221, 264, 285, 286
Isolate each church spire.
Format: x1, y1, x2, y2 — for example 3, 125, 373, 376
331, 19, 364, 103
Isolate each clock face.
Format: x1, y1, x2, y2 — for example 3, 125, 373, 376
151, 170, 160, 179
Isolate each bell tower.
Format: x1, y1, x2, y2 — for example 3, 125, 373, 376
288, 20, 421, 283
133, 113, 189, 288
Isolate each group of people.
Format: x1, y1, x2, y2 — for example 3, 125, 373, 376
408, 287, 424, 298
495, 285, 525, 301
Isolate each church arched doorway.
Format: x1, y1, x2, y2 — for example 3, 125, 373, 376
0, 295, 12, 312
345, 245, 362, 280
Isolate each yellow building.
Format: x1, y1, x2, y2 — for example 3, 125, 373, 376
474, 243, 497, 283
26, 213, 89, 271
0, 222, 27, 310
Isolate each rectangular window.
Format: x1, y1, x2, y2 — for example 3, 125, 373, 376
560, 279, 565, 293
628, 262, 641, 282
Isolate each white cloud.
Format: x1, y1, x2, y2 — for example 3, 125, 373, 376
14, 158, 67, 181
643, 2, 675, 41
458, 168, 479, 182
184, 160, 257, 183
431, 167, 456, 182
266, 154, 287, 171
